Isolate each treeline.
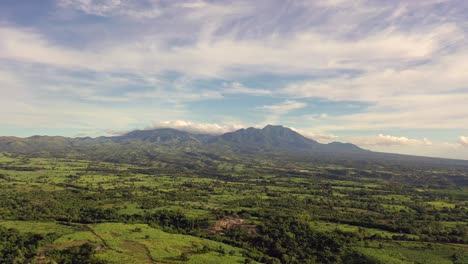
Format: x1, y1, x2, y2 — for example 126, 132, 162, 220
0, 225, 105, 264
45, 243, 106, 264
0, 226, 54, 263
1, 184, 466, 244
205, 216, 380, 264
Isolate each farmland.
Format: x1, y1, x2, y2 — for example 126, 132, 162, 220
0, 152, 467, 263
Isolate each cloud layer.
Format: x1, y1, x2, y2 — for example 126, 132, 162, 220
1, 0, 468, 159
148, 120, 246, 135
350, 134, 433, 147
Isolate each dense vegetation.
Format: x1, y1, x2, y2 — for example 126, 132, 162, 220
0, 150, 466, 263
0, 126, 467, 263
0, 226, 54, 263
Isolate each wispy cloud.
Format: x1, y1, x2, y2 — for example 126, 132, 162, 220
58, 0, 162, 18
147, 120, 246, 135
221, 82, 273, 96
258, 100, 307, 115
290, 128, 338, 143
1, 0, 468, 158
350, 134, 433, 147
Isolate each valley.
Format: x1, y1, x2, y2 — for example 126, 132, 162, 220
0, 127, 467, 264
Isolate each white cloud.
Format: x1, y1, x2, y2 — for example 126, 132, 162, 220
336, 135, 468, 160
290, 128, 338, 143
0, 19, 454, 77
58, 0, 162, 18
459, 136, 468, 147
0, 26, 90, 69
1, 0, 463, 80
349, 134, 433, 147
221, 82, 272, 96
1, 0, 468, 160
281, 44, 468, 131
315, 0, 354, 7
0, 66, 187, 136
148, 120, 245, 135
258, 100, 306, 115
178, 1, 209, 9
312, 93, 468, 132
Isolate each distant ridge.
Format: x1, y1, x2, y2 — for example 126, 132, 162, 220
1, 125, 467, 167
114, 128, 207, 144
107, 125, 365, 153
218, 125, 319, 149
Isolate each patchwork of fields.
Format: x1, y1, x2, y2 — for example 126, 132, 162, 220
0, 152, 467, 263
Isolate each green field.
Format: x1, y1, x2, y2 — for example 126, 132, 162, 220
0, 153, 467, 263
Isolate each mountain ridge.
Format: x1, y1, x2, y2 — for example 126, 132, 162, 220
1, 125, 468, 167
111, 125, 366, 152
217, 125, 319, 149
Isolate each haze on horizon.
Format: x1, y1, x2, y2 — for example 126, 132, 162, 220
1, 0, 468, 159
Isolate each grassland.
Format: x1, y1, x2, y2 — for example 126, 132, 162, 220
0, 152, 467, 263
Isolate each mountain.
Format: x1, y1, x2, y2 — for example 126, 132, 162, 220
218, 125, 319, 150
324, 142, 366, 152
1, 125, 467, 168
214, 125, 371, 156
112, 128, 210, 144
0, 125, 368, 166
108, 125, 362, 154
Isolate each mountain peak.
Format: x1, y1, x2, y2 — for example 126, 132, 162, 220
103, 125, 366, 154
116, 128, 202, 144
263, 124, 285, 130
219, 125, 318, 149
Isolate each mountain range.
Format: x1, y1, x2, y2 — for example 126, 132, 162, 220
111, 125, 363, 152
0, 125, 467, 168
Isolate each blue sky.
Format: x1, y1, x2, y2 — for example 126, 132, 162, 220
1, 0, 468, 159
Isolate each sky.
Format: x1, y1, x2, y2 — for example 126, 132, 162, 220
1, 0, 468, 159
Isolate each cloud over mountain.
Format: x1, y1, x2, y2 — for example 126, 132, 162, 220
148, 120, 246, 135
1, 0, 468, 159
350, 134, 433, 147
459, 136, 468, 147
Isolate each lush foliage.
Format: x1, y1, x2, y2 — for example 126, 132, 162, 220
0, 150, 467, 263
0, 226, 57, 263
